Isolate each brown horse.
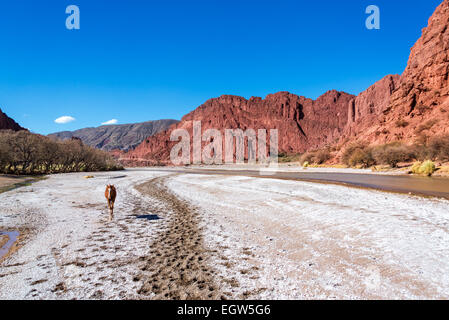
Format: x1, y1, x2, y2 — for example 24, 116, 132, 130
105, 185, 117, 221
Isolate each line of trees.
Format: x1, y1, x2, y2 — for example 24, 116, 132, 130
0, 130, 123, 175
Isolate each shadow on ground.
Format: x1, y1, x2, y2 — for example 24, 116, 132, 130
135, 214, 161, 221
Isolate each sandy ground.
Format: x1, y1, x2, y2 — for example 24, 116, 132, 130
0, 176, 32, 190
0, 171, 167, 299
1, 168, 449, 299
167, 172, 449, 299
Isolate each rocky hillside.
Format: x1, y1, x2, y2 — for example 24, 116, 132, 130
343, 0, 449, 145
122, 0, 449, 166
49, 119, 178, 151
0, 107, 25, 131
121, 91, 354, 165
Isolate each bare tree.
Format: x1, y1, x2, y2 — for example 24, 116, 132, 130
0, 130, 123, 175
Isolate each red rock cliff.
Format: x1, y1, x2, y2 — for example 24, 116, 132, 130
0, 107, 25, 132
122, 91, 354, 165
343, 0, 449, 145
123, 0, 449, 166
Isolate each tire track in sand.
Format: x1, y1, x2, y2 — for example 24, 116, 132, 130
134, 175, 223, 300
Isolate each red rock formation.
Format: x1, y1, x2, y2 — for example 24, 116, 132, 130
343, 0, 449, 146
344, 75, 401, 143
122, 91, 354, 165
0, 107, 25, 131
123, 0, 449, 166
392, 0, 449, 116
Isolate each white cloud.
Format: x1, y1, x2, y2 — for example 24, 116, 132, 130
54, 116, 76, 124
102, 119, 118, 125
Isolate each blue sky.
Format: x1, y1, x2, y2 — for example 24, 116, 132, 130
0, 0, 443, 134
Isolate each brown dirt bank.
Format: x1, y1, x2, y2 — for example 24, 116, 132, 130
0, 175, 48, 194
0, 228, 29, 264
0, 235, 9, 250
134, 175, 224, 300
0, 175, 30, 192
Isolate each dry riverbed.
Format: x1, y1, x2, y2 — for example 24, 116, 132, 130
1, 169, 449, 299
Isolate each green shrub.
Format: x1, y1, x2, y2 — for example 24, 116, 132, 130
302, 161, 309, 168
411, 160, 436, 176
411, 161, 422, 174
420, 160, 436, 176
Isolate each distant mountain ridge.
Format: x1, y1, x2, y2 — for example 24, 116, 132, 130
49, 119, 179, 151
0, 107, 25, 131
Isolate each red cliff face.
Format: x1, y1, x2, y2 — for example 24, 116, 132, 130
343, 75, 401, 143
121, 91, 354, 165
392, 0, 449, 116
342, 0, 449, 146
123, 0, 449, 166
389, 0, 449, 137
0, 107, 25, 132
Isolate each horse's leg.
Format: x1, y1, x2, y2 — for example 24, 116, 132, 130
109, 201, 114, 221
107, 200, 112, 221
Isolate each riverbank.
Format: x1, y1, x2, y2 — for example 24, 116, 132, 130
184, 162, 449, 177
2, 169, 449, 299
0, 175, 47, 194
183, 163, 398, 175
155, 166, 449, 200
166, 171, 449, 299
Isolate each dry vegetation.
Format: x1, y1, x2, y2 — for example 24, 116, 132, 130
395, 119, 410, 128
277, 152, 300, 163
292, 133, 449, 176
0, 130, 123, 175
299, 149, 331, 165
415, 119, 439, 134
340, 134, 449, 174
